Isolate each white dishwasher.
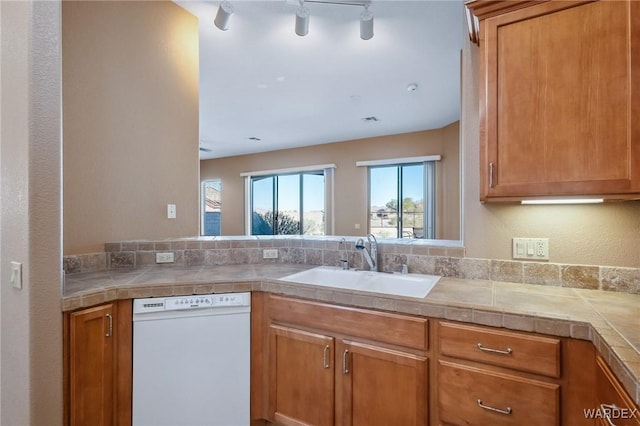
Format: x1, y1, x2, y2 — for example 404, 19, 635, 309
133, 292, 251, 426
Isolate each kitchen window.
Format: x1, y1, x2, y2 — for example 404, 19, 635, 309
242, 165, 335, 236
201, 179, 222, 236
358, 156, 439, 239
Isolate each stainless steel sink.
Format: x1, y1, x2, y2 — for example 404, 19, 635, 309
281, 266, 440, 298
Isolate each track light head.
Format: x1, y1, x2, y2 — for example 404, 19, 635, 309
295, 5, 310, 36
360, 6, 373, 40
214, 1, 234, 31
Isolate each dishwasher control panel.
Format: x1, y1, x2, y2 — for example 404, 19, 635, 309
165, 293, 249, 310
133, 292, 251, 314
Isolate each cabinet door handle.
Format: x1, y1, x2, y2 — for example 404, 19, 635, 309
477, 343, 512, 355
323, 345, 330, 369
105, 313, 113, 337
600, 403, 618, 426
489, 162, 495, 188
477, 399, 512, 415
342, 349, 350, 374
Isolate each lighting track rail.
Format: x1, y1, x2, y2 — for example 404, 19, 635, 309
214, 0, 375, 40
304, 0, 371, 7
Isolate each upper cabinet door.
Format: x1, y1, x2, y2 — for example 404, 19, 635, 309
469, 0, 640, 201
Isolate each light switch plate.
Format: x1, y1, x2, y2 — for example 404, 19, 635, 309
512, 238, 549, 261
10, 261, 22, 289
167, 204, 176, 219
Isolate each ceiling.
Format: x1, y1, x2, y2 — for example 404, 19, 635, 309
175, 0, 464, 160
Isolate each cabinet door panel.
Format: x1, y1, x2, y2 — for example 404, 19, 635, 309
69, 303, 114, 426
269, 325, 334, 426
337, 340, 427, 426
479, 0, 639, 200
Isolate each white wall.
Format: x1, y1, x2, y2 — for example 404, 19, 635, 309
0, 1, 63, 424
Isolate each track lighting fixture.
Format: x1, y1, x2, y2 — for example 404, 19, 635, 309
295, 1, 310, 37
214, 1, 234, 31
214, 0, 373, 40
360, 4, 374, 40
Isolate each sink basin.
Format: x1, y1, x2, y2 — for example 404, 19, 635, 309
281, 266, 440, 298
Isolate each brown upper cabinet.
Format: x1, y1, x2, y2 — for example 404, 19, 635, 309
466, 0, 640, 202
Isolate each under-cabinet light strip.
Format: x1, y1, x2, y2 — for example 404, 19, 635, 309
521, 199, 604, 205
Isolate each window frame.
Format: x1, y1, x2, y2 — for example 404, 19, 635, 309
241, 164, 336, 236
359, 156, 440, 240
201, 179, 222, 236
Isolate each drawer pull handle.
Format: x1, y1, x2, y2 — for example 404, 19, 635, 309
477, 343, 512, 355
600, 403, 618, 426
323, 345, 330, 369
477, 399, 512, 415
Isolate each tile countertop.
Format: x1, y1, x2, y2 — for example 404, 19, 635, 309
62, 263, 640, 405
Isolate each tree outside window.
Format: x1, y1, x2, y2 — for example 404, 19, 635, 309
251, 172, 325, 236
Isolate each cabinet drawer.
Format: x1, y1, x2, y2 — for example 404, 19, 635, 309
439, 321, 560, 378
438, 360, 560, 426
595, 355, 640, 426
269, 295, 428, 351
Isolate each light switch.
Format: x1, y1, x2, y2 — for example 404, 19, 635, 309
167, 204, 177, 219
10, 261, 22, 289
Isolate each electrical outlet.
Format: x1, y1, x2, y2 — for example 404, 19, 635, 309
512, 238, 549, 261
263, 249, 278, 259
156, 252, 175, 263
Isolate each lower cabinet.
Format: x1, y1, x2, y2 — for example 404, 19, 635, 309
595, 355, 640, 426
263, 295, 429, 426
65, 299, 132, 426
436, 320, 604, 426
438, 321, 562, 425
63, 293, 639, 426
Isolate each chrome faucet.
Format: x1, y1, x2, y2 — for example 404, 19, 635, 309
355, 234, 378, 271
339, 237, 349, 270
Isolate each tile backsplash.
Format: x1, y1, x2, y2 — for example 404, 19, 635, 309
63, 237, 640, 294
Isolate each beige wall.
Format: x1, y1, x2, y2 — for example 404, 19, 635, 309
201, 124, 460, 239
1, 1, 63, 424
63, 1, 200, 255
461, 24, 640, 268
